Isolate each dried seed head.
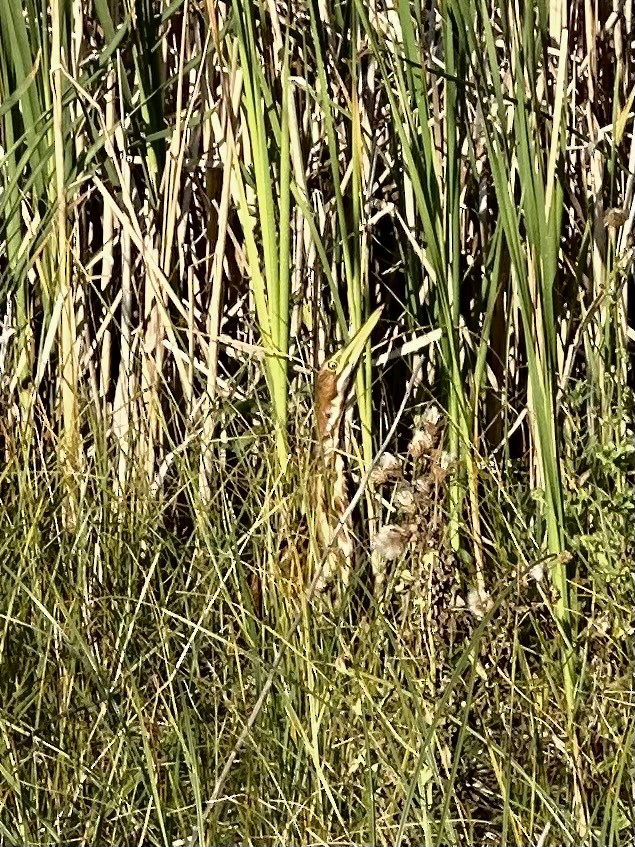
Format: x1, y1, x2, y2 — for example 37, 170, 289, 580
372, 525, 409, 560
422, 404, 442, 428
604, 207, 628, 228
467, 587, 493, 619
428, 449, 456, 485
423, 406, 443, 443
409, 406, 443, 458
394, 482, 417, 514
370, 452, 403, 484
404, 521, 420, 539
408, 428, 435, 458
528, 562, 544, 583
430, 460, 447, 485
413, 476, 434, 497
439, 450, 455, 470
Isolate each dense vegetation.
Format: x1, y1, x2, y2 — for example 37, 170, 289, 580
0, 0, 633, 844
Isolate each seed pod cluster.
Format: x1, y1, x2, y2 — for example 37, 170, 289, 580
370, 406, 466, 639
371, 404, 450, 559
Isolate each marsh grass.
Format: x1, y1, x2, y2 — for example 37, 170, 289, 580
0, 394, 632, 845
0, 0, 633, 844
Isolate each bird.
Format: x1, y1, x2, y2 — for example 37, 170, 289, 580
311, 307, 383, 601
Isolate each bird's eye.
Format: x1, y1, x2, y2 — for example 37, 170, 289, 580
327, 360, 337, 372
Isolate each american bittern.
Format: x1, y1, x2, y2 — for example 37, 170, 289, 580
312, 308, 382, 597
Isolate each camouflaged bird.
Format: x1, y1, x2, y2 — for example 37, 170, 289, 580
311, 308, 382, 599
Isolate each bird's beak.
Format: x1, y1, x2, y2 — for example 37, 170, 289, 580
335, 307, 383, 376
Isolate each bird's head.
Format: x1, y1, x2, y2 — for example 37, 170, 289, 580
316, 308, 383, 443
